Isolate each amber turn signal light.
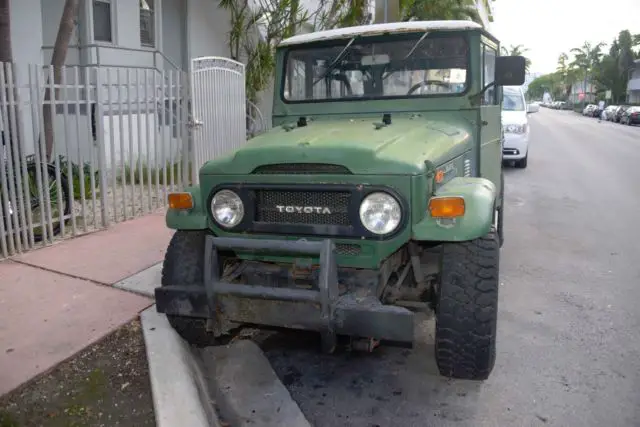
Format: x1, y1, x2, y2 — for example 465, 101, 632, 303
168, 192, 194, 210
428, 196, 465, 218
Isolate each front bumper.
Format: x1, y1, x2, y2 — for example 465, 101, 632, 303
502, 132, 529, 160
154, 236, 414, 352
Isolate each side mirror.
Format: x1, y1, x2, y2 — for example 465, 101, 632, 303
527, 103, 539, 114
495, 56, 526, 86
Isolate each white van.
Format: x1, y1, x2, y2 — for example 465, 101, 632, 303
501, 85, 530, 168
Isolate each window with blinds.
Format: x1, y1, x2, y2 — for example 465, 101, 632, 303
140, 0, 155, 47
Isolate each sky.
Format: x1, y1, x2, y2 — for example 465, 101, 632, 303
490, 0, 640, 74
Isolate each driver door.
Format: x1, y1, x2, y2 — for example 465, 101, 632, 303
479, 42, 503, 201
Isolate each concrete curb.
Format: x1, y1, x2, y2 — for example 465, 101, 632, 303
141, 307, 222, 427
132, 264, 312, 427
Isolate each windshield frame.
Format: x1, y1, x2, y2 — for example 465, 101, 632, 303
279, 31, 473, 105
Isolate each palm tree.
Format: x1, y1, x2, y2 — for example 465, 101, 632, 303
43, 0, 80, 161
569, 41, 605, 103
556, 53, 568, 74
501, 44, 532, 72
400, 0, 483, 26
556, 52, 578, 97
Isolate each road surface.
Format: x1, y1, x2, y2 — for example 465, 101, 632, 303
261, 109, 640, 427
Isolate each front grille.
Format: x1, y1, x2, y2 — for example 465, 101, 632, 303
251, 163, 352, 175
335, 243, 361, 256
255, 190, 351, 226
503, 148, 519, 155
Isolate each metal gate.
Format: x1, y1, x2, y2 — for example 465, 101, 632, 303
189, 57, 247, 183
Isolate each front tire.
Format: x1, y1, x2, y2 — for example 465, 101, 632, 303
515, 153, 528, 169
434, 230, 500, 381
161, 230, 217, 347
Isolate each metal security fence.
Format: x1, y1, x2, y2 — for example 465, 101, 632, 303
0, 57, 253, 259
190, 57, 246, 184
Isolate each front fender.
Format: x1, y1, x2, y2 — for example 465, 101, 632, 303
166, 186, 209, 230
412, 177, 497, 242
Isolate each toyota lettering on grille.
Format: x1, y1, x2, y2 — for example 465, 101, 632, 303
275, 205, 332, 214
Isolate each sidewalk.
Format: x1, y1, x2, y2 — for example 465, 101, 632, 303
0, 211, 173, 396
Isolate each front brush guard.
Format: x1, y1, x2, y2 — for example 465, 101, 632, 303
155, 236, 414, 352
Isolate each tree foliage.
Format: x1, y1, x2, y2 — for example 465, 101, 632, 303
399, 0, 482, 24
528, 29, 639, 103
501, 44, 531, 72
219, 0, 371, 107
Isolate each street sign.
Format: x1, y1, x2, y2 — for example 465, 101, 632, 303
605, 90, 612, 100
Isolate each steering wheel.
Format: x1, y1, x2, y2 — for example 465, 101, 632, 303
407, 80, 454, 95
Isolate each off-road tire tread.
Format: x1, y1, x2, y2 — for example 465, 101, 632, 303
435, 230, 499, 380
515, 154, 528, 169
161, 230, 216, 347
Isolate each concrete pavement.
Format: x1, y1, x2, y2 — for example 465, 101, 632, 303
1, 208, 311, 427
261, 109, 640, 427
0, 211, 171, 396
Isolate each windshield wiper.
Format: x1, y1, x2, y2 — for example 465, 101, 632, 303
403, 31, 430, 61
382, 31, 430, 81
313, 36, 357, 86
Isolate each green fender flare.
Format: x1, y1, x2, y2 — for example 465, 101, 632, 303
412, 177, 497, 242
165, 186, 209, 230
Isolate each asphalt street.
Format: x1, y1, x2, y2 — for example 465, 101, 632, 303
260, 109, 640, 427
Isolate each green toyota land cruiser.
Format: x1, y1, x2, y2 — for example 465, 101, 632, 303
155, 20, 525, 381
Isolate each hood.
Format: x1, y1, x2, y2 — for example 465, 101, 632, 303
501, 110, 527, 126
201, 116, 473, 176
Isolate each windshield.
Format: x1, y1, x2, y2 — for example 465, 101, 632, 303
282, 33, 469, 102
502, 90, 525, 111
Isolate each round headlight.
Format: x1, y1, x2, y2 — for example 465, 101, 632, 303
359, 192, 402, 235
211, 189, 244, 228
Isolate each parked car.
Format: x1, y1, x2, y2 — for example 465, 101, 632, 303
502, 85, 530, 168
583, 104, 597, 115
527, 102, 540, 113
155, 21, 527, 382
615, 105, 631, 123
592, 106, 604, 118
601, 105, 618, 121
620, 106, 640, 125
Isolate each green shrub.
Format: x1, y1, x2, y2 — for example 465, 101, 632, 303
117, 160, 194, 187
56, 155, 101, 200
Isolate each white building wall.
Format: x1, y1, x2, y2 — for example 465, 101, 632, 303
9, 0, 275, 172
186, 0, 231, 59
475, 0, 494, 32
6, 0, 44, 161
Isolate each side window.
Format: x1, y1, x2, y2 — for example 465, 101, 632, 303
482, 44, 497, 105
93, 0, 113, 43
284, 58, 307, 100
140, 0, 156, 47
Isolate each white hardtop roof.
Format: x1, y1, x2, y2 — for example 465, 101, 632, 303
278, 20, 484, 47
